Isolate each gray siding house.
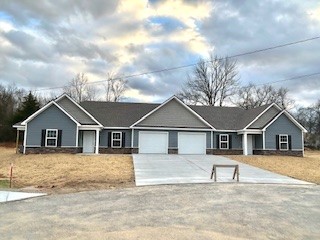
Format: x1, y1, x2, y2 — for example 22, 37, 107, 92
13, 94, 307, 156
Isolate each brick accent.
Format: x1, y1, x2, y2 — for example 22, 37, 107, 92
25, 147, 82, 154
253, 150, 303, 157
168, 148, 178, 154
206, 149, 243, 155
99, 148, 133, 154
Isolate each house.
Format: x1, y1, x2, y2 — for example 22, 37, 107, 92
13, 94, 307, 156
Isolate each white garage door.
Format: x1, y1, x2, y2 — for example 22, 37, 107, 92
178, 132, 206, 154
139, 132, 168, 154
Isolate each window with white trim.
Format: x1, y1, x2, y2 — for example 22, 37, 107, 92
279, 134, 288, 150
46, 129, 58, 147
112, 132, 122, 148
219, 134, 229, 149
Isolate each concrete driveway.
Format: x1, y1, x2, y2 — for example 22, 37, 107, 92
1, 184, 319, 239
133, 154, 311, 186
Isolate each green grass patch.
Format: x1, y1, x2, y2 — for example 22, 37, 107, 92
0, 179, 10, 188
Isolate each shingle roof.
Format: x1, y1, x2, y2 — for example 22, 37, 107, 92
57, 96, 97, 125
80, 101, 159, 127
80, 101, 272, 130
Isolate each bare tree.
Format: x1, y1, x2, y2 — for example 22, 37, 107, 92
63, 73, 97, 103
235, 83, 295, 109
103, 73, 127, 102
177, 55, 239, 106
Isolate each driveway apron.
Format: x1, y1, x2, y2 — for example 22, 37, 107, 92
133, 154, 312, 186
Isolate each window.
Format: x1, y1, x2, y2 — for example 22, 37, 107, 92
112, 132, 122, 148
219, 134, 229, 149
46, 129, 58, 147
279, 134, 288, 150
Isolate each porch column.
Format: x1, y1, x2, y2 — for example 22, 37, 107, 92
243, 132, 248, 156
95, 129, 100, 154
15, 130, 19, 154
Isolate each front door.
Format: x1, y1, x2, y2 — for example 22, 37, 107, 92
83, 131, 95, 153
247, 135, 253, 155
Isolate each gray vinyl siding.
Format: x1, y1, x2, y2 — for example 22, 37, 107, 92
26, 104, 77, 146
137, 99, 209, 128
255, 135, 263, 149
133, 130, 211, 148
249, 106, 280, 129
265, 114, 302, 150
213, 132, 242, 149
57, 96, 96, 125
100, 129, 132, 148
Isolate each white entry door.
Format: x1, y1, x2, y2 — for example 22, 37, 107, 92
247, 135, 253, 155
139, 132, 168, 154
83, 131, 95, 153
178, 132, 206, 154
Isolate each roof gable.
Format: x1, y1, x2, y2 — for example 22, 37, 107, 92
21, 101, 80, 126
131, 96, 214, 129
56, 94, 102, 126
263, 110, 307, 132
248, 104, 281, 129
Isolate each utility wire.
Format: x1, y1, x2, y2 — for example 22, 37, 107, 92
34, 36, 320, 92
255, 72, 320, 87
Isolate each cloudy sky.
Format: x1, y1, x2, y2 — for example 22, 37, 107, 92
0, 0, 319, 107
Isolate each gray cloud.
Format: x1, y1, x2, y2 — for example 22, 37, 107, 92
0, 0, 319, 107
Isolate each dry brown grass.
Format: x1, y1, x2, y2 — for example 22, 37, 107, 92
0, 147, 134, 194
227, 151, 320, 184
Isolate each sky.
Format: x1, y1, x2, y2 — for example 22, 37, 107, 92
0, 0, 319, 107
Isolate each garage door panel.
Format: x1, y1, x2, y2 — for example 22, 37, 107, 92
139, 132, 168, 154
178, 132, 206, 154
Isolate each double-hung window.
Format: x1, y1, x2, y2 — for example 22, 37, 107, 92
46, 129, 58, 147
219, 134, 229, 149
279, 134, 288, 150
112, 132, 122, 148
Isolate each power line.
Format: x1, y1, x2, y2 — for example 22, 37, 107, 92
255, 72, 320, 87
34, 36, 320, 92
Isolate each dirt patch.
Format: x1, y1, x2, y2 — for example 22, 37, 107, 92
0, 147, 134, 194
226, 151, 320, 184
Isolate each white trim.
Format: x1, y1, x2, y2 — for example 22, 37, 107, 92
131, 126, 213, 131
262, 130, 266, 150
243, 132, 248, 155
23, 123, 27, 154
210, 131, 213, 149
13, 126, 25, 131
214, 129, 238, 132
219, 134, 229, 150
279, 134, 289, 151
131, 129, 134, 148
76, 126, 79, 147
302, 130, 304, 157
237, 130, 262, 135
103, 127, 130, 129
263, 110, 308, 132
95, 129, 100, 154
111, 131, 122, 148
56, 93, 103, 127
130, 96, 216, 130
45, 129, 58, 147
79, 126, 102, 130
243, 103, 282, 130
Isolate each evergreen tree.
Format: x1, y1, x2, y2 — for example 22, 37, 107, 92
11, 92, 40, 124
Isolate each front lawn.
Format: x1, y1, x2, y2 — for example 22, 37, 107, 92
227, 151, 320, 184
0, 147, 134, 194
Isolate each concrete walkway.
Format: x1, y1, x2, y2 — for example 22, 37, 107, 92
0, 191, 46, 203
133, 154, 312, 186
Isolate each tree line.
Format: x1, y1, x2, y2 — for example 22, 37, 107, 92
0, 54, 318, 148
